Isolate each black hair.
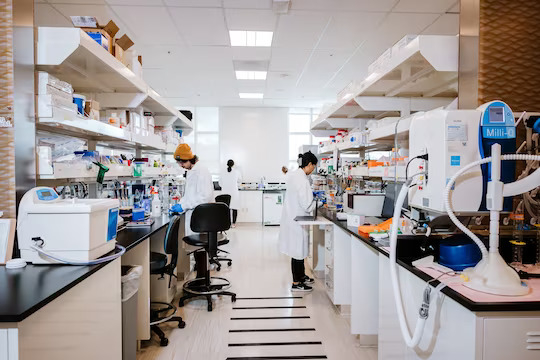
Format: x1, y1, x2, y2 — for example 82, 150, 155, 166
227, 159, 234, 173
298, 151, 318, 169
178, 155, 198, 165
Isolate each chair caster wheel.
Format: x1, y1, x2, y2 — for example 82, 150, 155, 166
178, 301, 184, 307
178, 321, 186, 329
232, 295, 237, 302
208, 303, 213, 311
160, 338, 169, 347
227, 261, 232, 266
216, 266, 221, 271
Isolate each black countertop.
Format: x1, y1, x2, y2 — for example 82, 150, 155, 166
0, 215, 172, 323
319, 208, 540, 312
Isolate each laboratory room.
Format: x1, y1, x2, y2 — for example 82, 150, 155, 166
2, 0, 540, 360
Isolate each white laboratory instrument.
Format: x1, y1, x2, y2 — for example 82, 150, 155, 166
408, 101, 517, 213
17, 187, 120, 264
263, 191, 284, 226
389, 101, 535, 349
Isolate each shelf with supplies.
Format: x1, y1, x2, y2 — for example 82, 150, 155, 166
36, 26, 192, 137
36, 110, 167, 152
38, 162, 184, 183
367, 115, 413, 144
311, 35, 458, 132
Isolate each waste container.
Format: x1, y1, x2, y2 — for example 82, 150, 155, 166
121, 265, 143, 360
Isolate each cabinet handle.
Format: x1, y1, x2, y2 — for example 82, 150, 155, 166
526, 345, 540, 350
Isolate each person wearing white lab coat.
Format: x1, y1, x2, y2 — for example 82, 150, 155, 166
170, 144, 214, 235
220, 159, 241, 227
278, 151, 318, 292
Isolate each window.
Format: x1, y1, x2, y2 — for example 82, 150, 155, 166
288, 109, 318, 170
188, 107, 220, 176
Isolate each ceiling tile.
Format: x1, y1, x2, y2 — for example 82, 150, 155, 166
35, 4, 72, 27
225, 9, 277, 31
223, 0, 272, 9
110, 6, 181, 45
269, 48, 312, 73
48, 0, 106, 4
232, 47, 272, 61
139, 45, 187, 69
393, 0, 457, 13
273, 10, 331, 49
106, 0, 163, 6
291, 0, 399, 12
422, 13, 459, 35
317, 12, 387, 50
164, 0, 222, 7
297, 49, 351, 87
182, 47, 235, 71
448, 1, 459, 13
169, 7, 229, 46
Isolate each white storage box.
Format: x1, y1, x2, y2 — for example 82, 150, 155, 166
347, 213, 365, 227
37, 71, 73, 94
38, 95, 78, 118
17, 188, 120, 264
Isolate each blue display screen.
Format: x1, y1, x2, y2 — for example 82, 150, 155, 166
107, 208, 119, 242
37, 189, 58, 201
489, 107, 505, 123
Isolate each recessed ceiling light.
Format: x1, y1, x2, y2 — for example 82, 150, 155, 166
229, 31, 273, 47
236, 71, 267, 80
239, 93, 264, 99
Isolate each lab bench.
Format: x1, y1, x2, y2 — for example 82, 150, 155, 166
0, 214, 184, 360
310, 208, 540, 359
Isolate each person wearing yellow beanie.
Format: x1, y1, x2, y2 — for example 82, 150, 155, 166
171, 143, 214, 235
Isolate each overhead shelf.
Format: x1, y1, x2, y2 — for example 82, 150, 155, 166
36, 27, 193, 135
311, 35, 458, 132
37, 106, 167, 151
368, 116, 412, 144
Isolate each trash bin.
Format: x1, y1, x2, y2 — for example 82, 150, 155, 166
121, 265, 143, 360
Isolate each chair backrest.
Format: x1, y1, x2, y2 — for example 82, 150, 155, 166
190, 203, 231, 233
164, 215, 181, 255
215, 194, 231, 207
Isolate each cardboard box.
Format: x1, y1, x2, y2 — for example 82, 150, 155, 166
84, 99, 100, 117
37, 94, 78, 118
72, 17, 120, 54
37, 71, 73, 95
113, 34, 134, 65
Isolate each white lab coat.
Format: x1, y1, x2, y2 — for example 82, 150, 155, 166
179, 162, 214, 236
220, 168, 241, 210
278, 168, 315, 260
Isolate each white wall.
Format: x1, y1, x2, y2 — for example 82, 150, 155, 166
220, 107, 289, 183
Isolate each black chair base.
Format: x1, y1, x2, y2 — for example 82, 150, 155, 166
150, 301, 186, 346
210, 257, 232, 271
179, 277, 236, 311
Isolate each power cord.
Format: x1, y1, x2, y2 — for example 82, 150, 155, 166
406, 154, 429, 180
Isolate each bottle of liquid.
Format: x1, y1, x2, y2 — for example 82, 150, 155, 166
152, 192, 161, 217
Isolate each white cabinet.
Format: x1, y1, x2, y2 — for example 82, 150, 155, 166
483, 317, 540, 360
237, 191, 263, 223
325, 225, 351, 306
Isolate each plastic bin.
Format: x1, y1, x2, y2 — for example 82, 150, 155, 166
121, 265, 143, 360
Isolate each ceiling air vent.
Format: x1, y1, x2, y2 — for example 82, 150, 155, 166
273, 0, 291, 14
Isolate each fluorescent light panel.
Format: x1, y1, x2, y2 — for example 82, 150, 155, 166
230, 31, 273, 47
239, 93, 264, 99
236, 71, 267, 80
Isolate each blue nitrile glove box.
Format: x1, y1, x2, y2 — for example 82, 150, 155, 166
132, 207, 145, 221
86, 31, 110, 52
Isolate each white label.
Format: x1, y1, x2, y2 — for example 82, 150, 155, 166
70, 16, 98, 28
446, 124, 468, 141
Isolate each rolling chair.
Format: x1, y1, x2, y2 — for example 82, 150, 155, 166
179, 203, 236, 311
213, 194, 233, 271
149, 215, 186, 346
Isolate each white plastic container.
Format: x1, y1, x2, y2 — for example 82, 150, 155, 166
151, 193, 161, 217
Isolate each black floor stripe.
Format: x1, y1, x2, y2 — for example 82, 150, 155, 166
229, 341, 322, 347
231, 316, 310, 320
235, 297, 303, 300
226, 356, 327, 360
230, 328, 316, 333
233, 306, 307, 310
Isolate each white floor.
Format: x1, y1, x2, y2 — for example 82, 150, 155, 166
138, 224, 378, 360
